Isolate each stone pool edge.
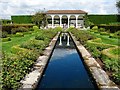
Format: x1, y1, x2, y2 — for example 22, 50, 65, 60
70, 33, 120, 90
18, 32, 60, 90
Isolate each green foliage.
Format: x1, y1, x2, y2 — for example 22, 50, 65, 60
92, 26, 98, 30
15, 32, 24, 37
20, 39, 46, 51
88, 15, 119, 24
32, 11, 47, 28
11, 27, 28, 34
100, 32, 109, 35
99, 28, 106, 32
11, 45, 27, 54
1, 31, 8, 38
116, 1, 120, 8
2, 28, 59, 89
2, 50, 38, 89
69, 29, 95, 45
90, 25, 120, 33
29, 28, 34, 31
11, 15, 33, 24
2, 37, 11, 42
2, 24, 34, 34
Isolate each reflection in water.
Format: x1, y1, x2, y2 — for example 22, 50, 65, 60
36, 33, 96, 89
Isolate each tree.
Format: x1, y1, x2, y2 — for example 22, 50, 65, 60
116, 1, 120, 13
32, 11, 47, 29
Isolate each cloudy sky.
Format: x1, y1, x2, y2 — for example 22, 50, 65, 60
0, 0, 118, 19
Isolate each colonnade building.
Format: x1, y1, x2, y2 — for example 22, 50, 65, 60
46, 10, 87, 28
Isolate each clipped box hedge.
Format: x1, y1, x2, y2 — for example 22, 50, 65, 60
90, 25, 120, 33
101, 47, 119, 72
2, 37, 11, 42
2, 24, 35, 34
11, 45, 28, 54
86, 40, 115, 50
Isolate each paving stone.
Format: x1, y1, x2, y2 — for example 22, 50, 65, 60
37, 56, 48, 62
21, 70, 40, 85
84, 57, 101, 68
90, 67, 110, 86
100, 86, 120, 90
43, 49, 52, 56
77, 45, 91, 58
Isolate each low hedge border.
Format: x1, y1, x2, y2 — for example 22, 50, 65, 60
101, 46, 119, 60
11, 45, 28, 54
2, 37, 11, 42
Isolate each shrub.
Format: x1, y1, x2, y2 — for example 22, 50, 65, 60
15, 32, 24, 37
53, 27, 62, 31
114, 31, 120, 36
11, 45, 28, 54
35, 33, 46, 41
29, 28, 34, 31
100, 32, 109, 35
33, 26, 39, 30
92, 38, 102, 43
2, 31, 8, 38
2, 37, 11, 42
2, 50, 39, 89
11, 27, 28, 34
109, 33, 120, 39
17, 27, 28, 32
92, 26, 98, 30
70, 29, 95, 45
99, 28, 106, 32
101, 47, 119, 71
20, 39, 46, 54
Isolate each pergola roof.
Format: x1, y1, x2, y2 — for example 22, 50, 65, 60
46, 10, 87, 14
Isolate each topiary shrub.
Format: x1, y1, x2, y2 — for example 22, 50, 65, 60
92, 38, 102, 43
100, 32, 109, 35
2, 37, 11, 42
92, 26, 98, 30
99, 28, 106, 32
15, 32, 24, 37
11, 45, 28, 54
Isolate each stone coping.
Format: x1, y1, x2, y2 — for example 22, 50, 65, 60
19, 32, 60, 90
70, 33, 120, 90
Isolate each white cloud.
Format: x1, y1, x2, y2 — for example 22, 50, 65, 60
0, 0, 118, 19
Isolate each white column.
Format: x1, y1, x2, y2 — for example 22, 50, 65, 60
59, 15, 62, 27
67, 34, 70, 46
67, 15, 70, 28
51, 15, 54, 28
59, 36, 62, 46
75, 15, 78, 28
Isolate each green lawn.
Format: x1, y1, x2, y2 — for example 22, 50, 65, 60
1, 31, 38, 54
89, 32, 119, 46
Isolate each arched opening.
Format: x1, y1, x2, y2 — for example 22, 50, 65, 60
62, 15, 68, 28
70, 15, 76, 27
47, 15, 52, 28
78, 15, 84, 28
54, 15, 60, 27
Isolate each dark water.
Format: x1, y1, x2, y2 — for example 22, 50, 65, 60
36, 34, 96, 90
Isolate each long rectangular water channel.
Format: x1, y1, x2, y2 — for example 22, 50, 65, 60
36, 33, 97, 90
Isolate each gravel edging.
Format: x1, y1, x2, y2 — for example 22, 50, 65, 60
70, 33, 120, 90
18, 32, 60, 90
